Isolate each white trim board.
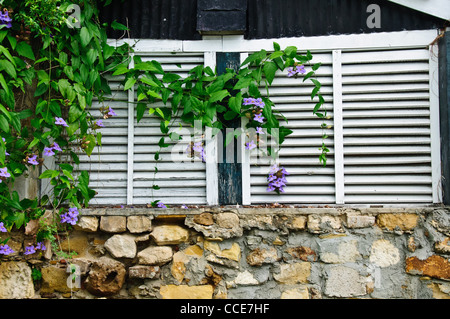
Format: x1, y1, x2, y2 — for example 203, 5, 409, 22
388, 0, 450, 21
107, 30, 439, 53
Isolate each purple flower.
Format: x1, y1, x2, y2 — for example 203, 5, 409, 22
107, 107, 117, 116
55, 117, 69, 127
287, 64, 306, 77
43, 147, 55, 157
27, 155, 39, 165
35, 242, 46, 251
157, 201, 167, 208
253, 113, 264, 123
0, 167, 10, 178
1, 137, 8, 156
52, 142, 63, 152
60, 207, 79, 225
24, 245, 36, 255
243, 98, 254, 106
266, 164, 289, 193
254, 98, 265, 107
266, 184, 276, 192
0, 244, 14, 255
256, 127, 264, 134
272, 179, 286, 188
193, 142, 203, 153
95, 120, 104, 127
0, 10, 12, 29
181, 204, 188, 209
0, 222, 7, 232
245, 140, 257, 150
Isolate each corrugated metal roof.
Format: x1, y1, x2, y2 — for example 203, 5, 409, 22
245, 0, 446, 39
99, 0, 447, 40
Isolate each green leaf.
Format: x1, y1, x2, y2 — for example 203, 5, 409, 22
0, 59, 16, 78
112, 65, 129, 76
134, 62, 163, 73
273, 42, 281, 52
141, 76, 160, 87
209, 90, 230, 103
136, 103, 146, 123
0, 114, 9, 133
269, 51, 284, 60
111, 21, 128, 31
80, 27, 92, 47
233, 76, 252, 90
263, 61, 277, 85
124, 77, 136, 90
15, 41, 35, 60
39, 170, 60, 179
162, 73, 181, 83
284, 46, 297, 58
0, 103, 11, 121
228, 92, 242, 113
84, 134, 96, 156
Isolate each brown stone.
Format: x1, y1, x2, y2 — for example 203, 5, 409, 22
376, 213, 418, 232
150, 225, 190, 245
85, 257, 126, 297
160, 285, 214, 299
193, 213, 214, 226
285, 246, 318, 262
406, 255, 450, 280
100, 216, 127, 233
59, 232, 90, 258
128, 265, 160, 279
246, 247, 279, 266
40, 265, 75, 294
127, 216, 152, 233
435, 238, 450, 254
273, 262, 311, 284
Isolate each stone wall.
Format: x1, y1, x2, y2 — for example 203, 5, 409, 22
0, 206, 449, 299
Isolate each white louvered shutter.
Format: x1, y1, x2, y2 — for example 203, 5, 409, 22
248, 52, 336, 204
341, 48, 435, 204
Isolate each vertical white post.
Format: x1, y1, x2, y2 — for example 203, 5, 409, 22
429, 44, 442, 203
332, 50, 345, 205
204, 51, 219, 205
127, 53, 135, 205
240, 52, 251, 205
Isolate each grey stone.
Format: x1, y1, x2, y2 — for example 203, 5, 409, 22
0, 262, 34, 299
138, 246, 173, 265
127, 216, 152, 233
105, 234, 137, 258
100, 216, 127, 233
324, 265, 368, 297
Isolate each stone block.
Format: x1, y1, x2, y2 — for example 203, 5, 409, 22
246, 247, 280, 266
406, 255, 450, 280
204, 240, 241, 262
100, 216, 127, 233
85, 257, 126, 297
376, 213, 418, 232
127, 216, 152, 233
226, 270, 259, 288
284, 246, 318, 262
320, 239, 361, 264
75, 216, 99, 232
324, 265, 368, 297
138, 246, 173, 265
40, 265, 74, 294
160, 284, 214, 299
193, 212, 214, 226
307, 214, 343, 233
281, 286, 309, 299
104, 234, 137, 259
369, 239, 400, 268
0, 262, 35, 298
129, 265, 160, 279
345, 214, 375, 228
435, 237, 450, 254
273, 262, 311, 284
151, 225, 190, 245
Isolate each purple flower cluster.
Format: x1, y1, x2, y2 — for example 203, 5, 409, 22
0, 222, 7, 232
243, 97, 265, 108
43, 142, 62, 157
0, 167, 10, 184
27, 154, 39, 165
287, 65, 306, 77
186, 141, 206, 162
60, 207, 79, 225
55, 117, 69, 127
24, 242, 46, 255
0, 10, 12, 29
0, 244, 14, 255
266, 164, 289, 193
157, 201, 167, 208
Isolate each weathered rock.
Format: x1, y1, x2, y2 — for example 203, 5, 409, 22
215, 212, 240, 229
74, 216, 99, 232
151, 225, 190, 245
138, 246, 173, 265
171, 251, 189, 283
193, 213, 214, 226
286, 216, 307, 230
104, 234, 137, 259
100, 216, 127, 233
281, 286, 309, 299
0, 262, 35, 299
406, 255, 450, 280
204, 240, 241, 262
320, 239, 361, 264
376, 213, 418, 232
129, 265, 160, 279
40, 265, 75, 294
185, 212, 243, 239
428, 209, 450, 236
324, 265, 368, 297
285, 246, 318, 262
127, 216, 152, 233
345, 214, 375, 229
85, 257, 126, 297
273, 262, 311, 284
369, 239, 400, 268
435, 237, 450, 254
226, 270, 259, 288
160, 284, 214, 299
59, 231, 90, 257
307, 214, 343, 233
246, 247, 280, 266
240, 214, 274, 230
